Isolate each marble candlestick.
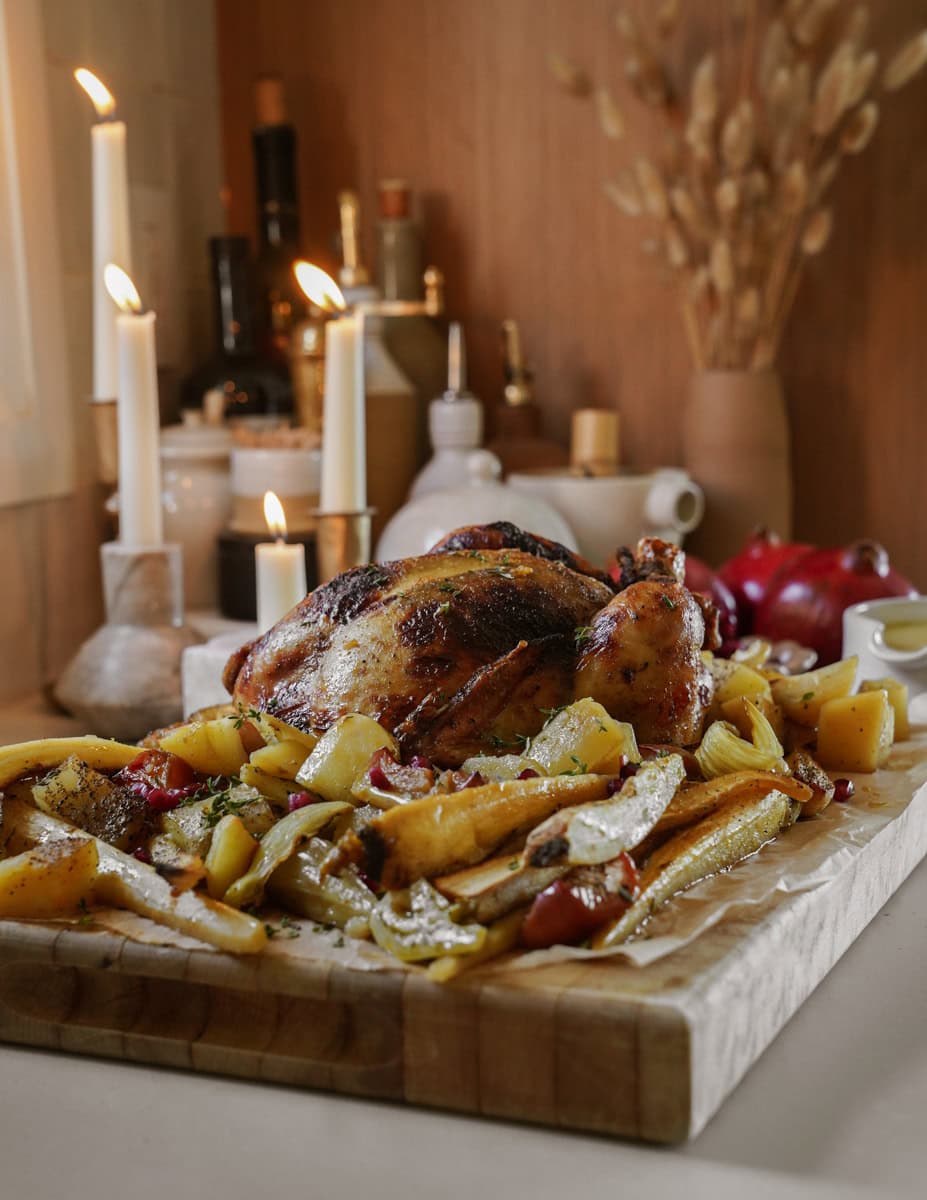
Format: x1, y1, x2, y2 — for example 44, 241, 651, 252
55, 542, 201, 740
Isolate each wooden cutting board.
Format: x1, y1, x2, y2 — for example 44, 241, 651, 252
2, 736, 926, 1144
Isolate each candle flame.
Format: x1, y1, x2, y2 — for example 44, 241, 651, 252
293, 261, 346, 313
74, 68, 116, 118
104, 264, 142, 314
263, 491, 288, 541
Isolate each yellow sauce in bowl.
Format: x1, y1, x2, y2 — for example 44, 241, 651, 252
882, 620, 927, 652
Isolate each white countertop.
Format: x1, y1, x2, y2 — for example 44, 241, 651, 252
1, 700, 924, 1198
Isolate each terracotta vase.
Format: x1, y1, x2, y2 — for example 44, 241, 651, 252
682, 369, 792, 565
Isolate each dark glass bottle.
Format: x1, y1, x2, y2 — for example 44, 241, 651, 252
181, 235, 291, 418
252, 76, 304, 361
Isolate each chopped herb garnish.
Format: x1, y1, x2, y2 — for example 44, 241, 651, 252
266, 696, 281, 714
489, 732, 530, 749
436, 601, 451, 616
334, 934, 345, 948
661, 595, 677, 611
438, 580, 461, 595
77, 897, 94, 926
574, 625, 592, 648
507, 859, 521, 872
539, 704, 568, 720
233, 705, 262, 730
802, 691, 815, 702
487, 565, 514, 579
562, 755, 589, 776
265, 915, 301, 940
617, 884, 635, 904
465, 550, 487, 561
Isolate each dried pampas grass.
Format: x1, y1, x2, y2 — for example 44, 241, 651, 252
553, 1, 927, 370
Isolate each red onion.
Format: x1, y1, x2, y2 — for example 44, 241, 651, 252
718, 528, 813, 632
684, 555, 741, 642
755, 540, 917, 665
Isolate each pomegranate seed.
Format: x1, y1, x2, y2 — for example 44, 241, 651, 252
606, 776, 623, 796
132, 846, 151, 864
410, 755, 433, 770
460, 771, 485, 790
368, 763, 392, 790
620, 761, 640, 781
832, 778, 855, 803
287, 791, 315, 812
517, 768, 539, 780
358, 870, 378, 893
145, 787, 182, 811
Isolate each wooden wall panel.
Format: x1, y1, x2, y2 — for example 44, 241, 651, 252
216, 0, 927, 583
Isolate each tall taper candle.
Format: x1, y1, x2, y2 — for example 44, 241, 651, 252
105, 265, 163, 547
319, 313, 365, 511
75, 69, 132, 402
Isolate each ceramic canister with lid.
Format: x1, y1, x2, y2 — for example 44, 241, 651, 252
160, 424, 234, 608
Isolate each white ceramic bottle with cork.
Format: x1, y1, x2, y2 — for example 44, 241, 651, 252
409, 323, 484, 499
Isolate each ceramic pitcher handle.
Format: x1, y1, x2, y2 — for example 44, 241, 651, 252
645, 473, 705, 536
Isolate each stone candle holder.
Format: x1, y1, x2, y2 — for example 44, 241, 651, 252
55, 542, 201, 741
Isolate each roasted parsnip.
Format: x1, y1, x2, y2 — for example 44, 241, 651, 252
326, 773, 613, 889
435, 854, 565, 924
3, 798, 267, 953
0, 837, 98, 919
592, 787, 800, 948
0, 736, 140, 791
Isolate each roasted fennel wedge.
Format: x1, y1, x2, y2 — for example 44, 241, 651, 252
592, 786, 800, 949
325, 773, 613, 889
523, 754, 684, 868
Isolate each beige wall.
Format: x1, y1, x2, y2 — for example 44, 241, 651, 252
0, 0, 223, 704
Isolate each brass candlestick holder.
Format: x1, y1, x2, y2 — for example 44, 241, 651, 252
312, 508, 376, 584
55, 542, 201, 741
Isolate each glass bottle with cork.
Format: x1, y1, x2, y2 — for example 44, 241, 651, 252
486, 319, 568, 475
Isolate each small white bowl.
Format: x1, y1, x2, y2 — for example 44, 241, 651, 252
843, 596, 927, 707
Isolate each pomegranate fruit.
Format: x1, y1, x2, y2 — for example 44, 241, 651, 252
755, 540, 917, 665
718, 528, 813, 632
684, 554, 741, 642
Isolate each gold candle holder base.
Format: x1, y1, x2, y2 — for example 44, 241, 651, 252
89, 398, 119, 487
312, 508, 376, 584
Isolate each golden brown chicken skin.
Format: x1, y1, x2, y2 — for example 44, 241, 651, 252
574, 578, 713, 746
224, 528, 717, 765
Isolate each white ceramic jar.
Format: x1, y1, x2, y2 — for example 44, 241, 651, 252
160, 426, 233, 609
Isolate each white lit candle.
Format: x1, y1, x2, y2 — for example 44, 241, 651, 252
293, 261, 365, 512
75, 69, 132, 403
256, 491, 307, 632
104, 265, 162, 546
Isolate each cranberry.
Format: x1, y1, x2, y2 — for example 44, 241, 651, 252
132, 846, 152, 864
410, 755, 433, 770
832, 778, 855, 803
517, 768, 539, 780
287, 791, 315, 812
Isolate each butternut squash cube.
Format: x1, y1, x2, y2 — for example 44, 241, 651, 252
859, 678, 909, 741
816, 690, 894, 773
295, 714, 398, 803
159, 716, 247, 777
771, 657, 858, 728
248, 739, 312, 781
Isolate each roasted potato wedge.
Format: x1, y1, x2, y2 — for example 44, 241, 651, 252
159, 716, 247, 777
593, 786, 799, 948
3, 798, 267, 953
0, 736, 139, 791
523, 754, 685, 868
0, 836, 98, 919
458, 754, 546, 782
787, 749, 835, 817
326, 773, 613, 890
771, 657, 858, 727
295, 714, 398, 804
204, 815, 259, 900
248, 739, 312, 781
527, 698, 640, 775
32, 756, 151, 852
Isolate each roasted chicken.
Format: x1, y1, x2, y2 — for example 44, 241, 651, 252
225, 523, 718, 765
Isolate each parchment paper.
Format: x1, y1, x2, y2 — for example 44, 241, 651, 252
88, 731, 927, 976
